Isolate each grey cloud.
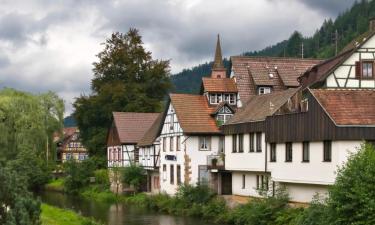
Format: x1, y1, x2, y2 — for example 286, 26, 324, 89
298, 0, 356, 16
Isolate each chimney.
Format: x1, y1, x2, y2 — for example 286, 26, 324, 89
370, 17, 375, 32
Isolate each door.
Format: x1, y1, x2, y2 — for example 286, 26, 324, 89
221, 172, 232, 195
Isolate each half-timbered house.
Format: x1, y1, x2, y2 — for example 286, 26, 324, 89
57, 127, 89, 162
106, 112, 159, 167
137, 114, 164, 193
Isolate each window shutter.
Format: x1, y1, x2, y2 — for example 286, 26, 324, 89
355, 61, 361, 79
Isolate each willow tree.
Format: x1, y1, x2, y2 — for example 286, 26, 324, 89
0, 88, 64, 162
74, 28, 171, 158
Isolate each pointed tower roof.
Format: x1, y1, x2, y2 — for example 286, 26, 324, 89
213, 34, 225, 70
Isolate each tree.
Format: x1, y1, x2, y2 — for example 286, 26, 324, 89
0, 166, 41, 225
63, 159, 96, 194
326, 143, 375, 224
74, 28, 171, 158
122, 165, 145, 192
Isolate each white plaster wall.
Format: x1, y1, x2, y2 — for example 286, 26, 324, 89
225, 133, 266, 172
268, 141, 362, 185
186, 136, 221, 186
232, 172, 263, 197
280, 182, 329, 203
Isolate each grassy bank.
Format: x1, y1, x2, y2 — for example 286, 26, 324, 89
44, 178, 65, 192
41, 204, 101, 225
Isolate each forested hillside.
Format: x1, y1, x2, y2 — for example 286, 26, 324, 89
171, 0, 375, 94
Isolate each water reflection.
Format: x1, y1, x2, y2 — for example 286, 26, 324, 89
39, 191, 215, 225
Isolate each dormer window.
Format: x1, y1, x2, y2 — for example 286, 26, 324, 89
258, 87, 271, 95
210, 93, 236, 105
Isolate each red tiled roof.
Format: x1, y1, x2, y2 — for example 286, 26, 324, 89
231, 56, 320, 102
112, 112, 160, 144
225, 88, 300, 125
202, 77, 237, 93
311, 89, 375, 126
170, 94, 220, 134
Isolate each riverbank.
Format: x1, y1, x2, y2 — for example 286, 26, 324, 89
41, 203, 101, 225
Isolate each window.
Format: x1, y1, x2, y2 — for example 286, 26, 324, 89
258, 87, 271, 95
256, 175, 259, 189
217, 94, 222, 103
170, 165, 174, 184
232, 135, 237, 153
163, 165, 167, 181
176, 136, 180, 151
249, 133, 254, 152
238, 134, 244, 153
256, 133, 262, 152
170, 114, 174, 130
170, 137, 174, 152
199, 136, 210, 151
256, 175, 264, 190
229, 94, 235, 105
219, 136, 225, 153
242, 174, 246, 189
177, 165, 181, 185
302, 142, 310, 162
210, 94, 216, 104
163, 137, 166, 152
362, 61, 373, 79
270, 143, 276, 162
285, 142, 293, 162
198, 165, 209, 185
224, 94, 230, 102
323, 140, 332, 162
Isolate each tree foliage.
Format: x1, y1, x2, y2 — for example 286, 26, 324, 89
326, 143, 375, 225
74, 28, 171, 158
122, 165, 145, 192
63, 159, 96, 194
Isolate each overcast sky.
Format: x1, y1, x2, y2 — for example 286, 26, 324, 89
0, 0, 356, 115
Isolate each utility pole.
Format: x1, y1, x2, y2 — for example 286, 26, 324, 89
332, 29, 339, 56
301, 42, 304, 59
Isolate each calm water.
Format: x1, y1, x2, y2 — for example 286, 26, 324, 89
39, 191, 216, 225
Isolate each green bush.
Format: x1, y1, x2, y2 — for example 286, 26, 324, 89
94, 169, 110, 190
202, 197, 229, 223
122, 165, 146, 192
176, 184, 216, 205
297, 198, 330, 225
64, 159, 96, 193
227, 189, 289, 225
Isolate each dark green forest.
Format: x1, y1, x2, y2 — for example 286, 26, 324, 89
171, 0, 375, 94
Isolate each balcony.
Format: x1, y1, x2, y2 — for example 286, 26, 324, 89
207, 154, 225, 171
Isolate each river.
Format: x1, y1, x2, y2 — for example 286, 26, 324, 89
39, 191, 217, 225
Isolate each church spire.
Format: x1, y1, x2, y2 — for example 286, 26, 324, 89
213, 34, 224, 70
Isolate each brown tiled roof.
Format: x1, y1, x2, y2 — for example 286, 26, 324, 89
138, 113, 164, 147
225, 88, 300, 125
231, 56, 320, 102
112, 112, 160, 144
299, 50, 352, 89
170, 94, 220, 134
340, 30, 375, 53
202, 77, 237, 93
311, 89, 375, 126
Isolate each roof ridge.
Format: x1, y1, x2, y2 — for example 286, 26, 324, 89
231, 55, 322, 61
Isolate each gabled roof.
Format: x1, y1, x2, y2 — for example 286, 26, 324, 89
225, 88, 300, 125
310, 89, 375, 126
210, 101, 236, 115
231, 56, 320, 102
300, 31, 375, 88
112, 112, 160, 144
170, 93, 220, 134
138, 113, 164, 147
202, 77, 237, 93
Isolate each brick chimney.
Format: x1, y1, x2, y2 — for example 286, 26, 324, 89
370, 17, 375, 32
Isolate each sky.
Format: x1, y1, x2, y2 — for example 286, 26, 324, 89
0, 0, 356, 115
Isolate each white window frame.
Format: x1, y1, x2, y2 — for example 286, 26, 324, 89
229, 94, 235, 105
258, 87, 271, 95
199, 136, 210, 151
